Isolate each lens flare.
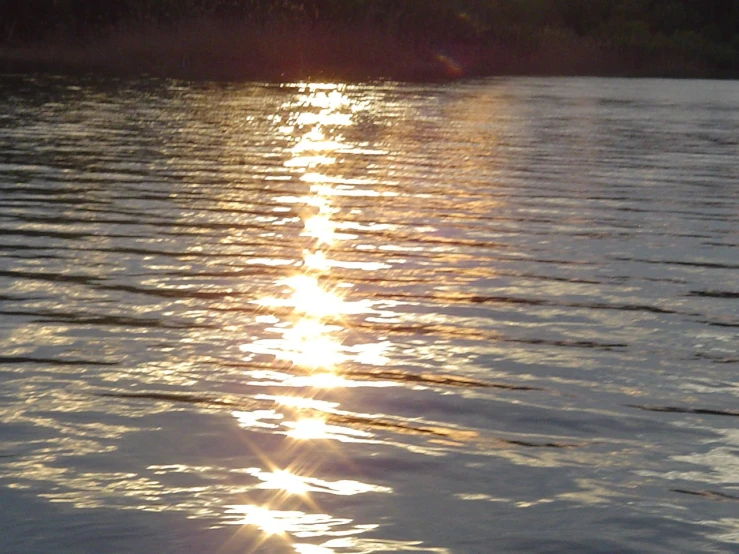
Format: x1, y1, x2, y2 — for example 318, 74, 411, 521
435, 53, 464, 77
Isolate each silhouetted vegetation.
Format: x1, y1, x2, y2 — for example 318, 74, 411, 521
1, 1, 738, 79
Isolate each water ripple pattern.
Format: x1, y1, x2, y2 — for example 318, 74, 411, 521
0, 75, 737, 554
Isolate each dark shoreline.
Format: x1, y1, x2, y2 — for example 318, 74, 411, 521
1, 20, 733, 83
3, 1, 739, 82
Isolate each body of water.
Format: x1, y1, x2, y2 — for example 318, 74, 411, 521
0, 75, 737, 553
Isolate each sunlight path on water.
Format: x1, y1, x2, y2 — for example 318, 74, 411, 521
230, 83, 411, 554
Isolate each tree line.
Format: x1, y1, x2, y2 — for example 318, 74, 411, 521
2, 1, 738, 73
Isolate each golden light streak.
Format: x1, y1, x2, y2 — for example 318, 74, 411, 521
283, 275, 346, 318
293, 544, 333, 554
253, 275, 356, 317
232, 409, 284, 430
223, 505, 292, 536
284, 155, 336, 168
283, 416, 373, 443
225, 85, 392, 554
265, 395, 339, 412
250, 468, 391, 498
256, 469, 310, 496
285, 417, 332, 441
291, 128, 344, 154
294, 111, 353, 127
293, 373, 347, 389
280, 319, 346, 369
302, 213, 337, 245
302, 250, 330, 272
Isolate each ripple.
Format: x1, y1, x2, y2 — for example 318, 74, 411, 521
1, 75, 738, 554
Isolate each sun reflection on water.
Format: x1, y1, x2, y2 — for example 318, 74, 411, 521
282, 275, 347, 317
255, 469, 311, 496
303, 212, 338, 246
302, 250, 330, 272
281, 319, 346, 370
222, 82, 477, 554
281, 415, 374, 443
229, 82, 399, 553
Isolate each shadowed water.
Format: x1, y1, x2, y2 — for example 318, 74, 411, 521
0, 75, 737, 554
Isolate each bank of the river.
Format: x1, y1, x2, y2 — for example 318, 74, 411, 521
0, 21, 725, 82
3, 0, 739, 81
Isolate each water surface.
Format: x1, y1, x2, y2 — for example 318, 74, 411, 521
0, 75, 737, 553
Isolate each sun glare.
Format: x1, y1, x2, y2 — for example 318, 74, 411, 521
215, 82, 404, 554
281, 319, 346, 369
283, 415, 374, 443
284, 155, 336, 168
298, 373, 347, 389
286, 417, 331, 441
303, 212, 337, 245
293, 544, 334, 554
225, 505, 291, 536
292, 129, 345, 154
283, 275, 346, 319
257, 469, 310, 496
302, 250, 330, 272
